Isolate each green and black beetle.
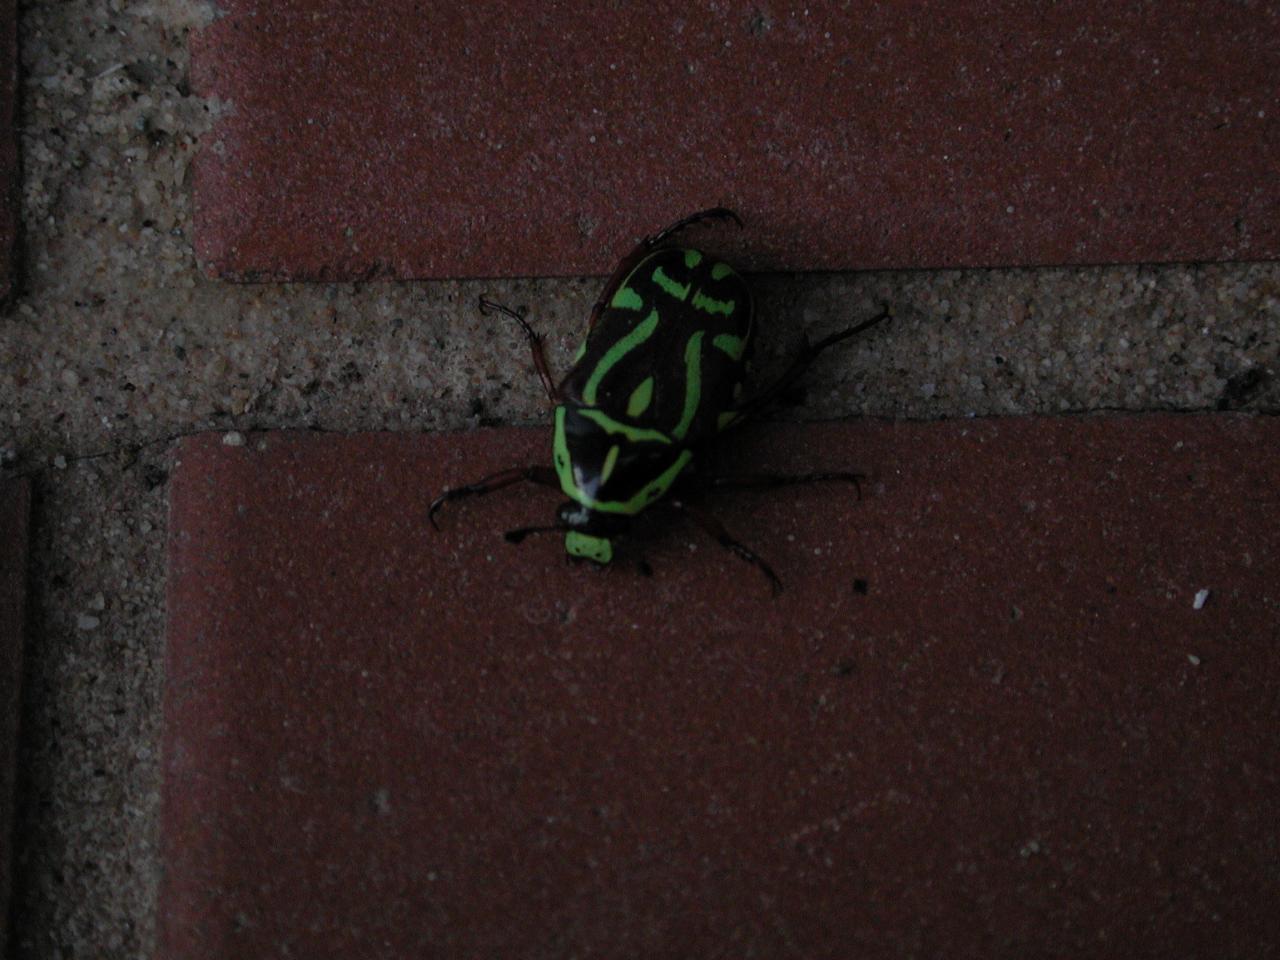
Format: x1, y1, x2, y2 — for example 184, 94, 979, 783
430, 208, 889, 591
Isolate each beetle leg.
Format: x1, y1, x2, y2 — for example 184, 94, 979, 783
707, 471, 866, 500
502, 522, 564, 544
478, 297, 561, 404
429, 465, 558, 530
670, 498, 782, 595
730, 305, 891, 423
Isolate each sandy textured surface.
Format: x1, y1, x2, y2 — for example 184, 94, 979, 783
0, 2, 1277, 957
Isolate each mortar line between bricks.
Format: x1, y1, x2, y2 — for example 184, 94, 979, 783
3, 404, 1278, 484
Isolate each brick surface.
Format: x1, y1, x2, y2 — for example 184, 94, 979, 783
0, 0, 17, 302
0, 477, 30, 952
192, 2, 1280, 280
160, 416, 1279, 958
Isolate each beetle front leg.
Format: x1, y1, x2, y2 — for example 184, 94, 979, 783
478, 297, 561, 405
429, 465, 558, 529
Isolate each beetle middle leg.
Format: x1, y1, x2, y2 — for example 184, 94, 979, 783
478, 297, 561, 404
429, 464, 558, 529
669, 497, 782, 595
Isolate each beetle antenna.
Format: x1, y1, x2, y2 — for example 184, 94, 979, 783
478, 297, 562, 404
478, 296, 535, 337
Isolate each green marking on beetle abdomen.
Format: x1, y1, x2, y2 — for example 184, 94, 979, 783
582, 309, 659, 404
692, 289, 735, 316
711, 262, 733, 280
652, 265, 691, 302
626, 376, 654, 418
684, 249, 703, 269
672, 331, 704, 441
611, 286, 644, 310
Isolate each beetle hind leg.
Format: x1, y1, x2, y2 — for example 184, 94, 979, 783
731, 304, 892, 423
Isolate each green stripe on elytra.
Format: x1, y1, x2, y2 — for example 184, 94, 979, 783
578, 408, 672, 445
600, 444, 620, 485
711, 263, 733, 280
652, 266, 691, 301
626, 377, 654, 418
672, 331, 704, 441
611, 286, 644, 310
712, 333, 745, 361
684, 249, 703, 268
692, 290, 735, 316
582, 309, 658, 404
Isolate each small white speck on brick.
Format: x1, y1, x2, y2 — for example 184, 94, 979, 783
1188, 654, 1202, 666
222, 431, 245, 447
1193, 588, 1210, 610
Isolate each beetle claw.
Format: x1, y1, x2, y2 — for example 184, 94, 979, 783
427, 495, 448, 530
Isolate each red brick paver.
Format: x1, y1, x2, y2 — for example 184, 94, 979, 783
160, 416, 1279, 958
0, 477, 30, 953
193, 2, 1280, 280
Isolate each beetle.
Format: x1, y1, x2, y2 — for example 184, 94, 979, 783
429, 208, 889, 592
